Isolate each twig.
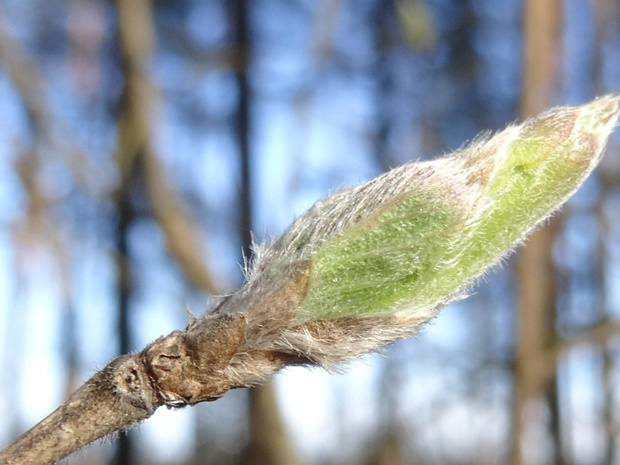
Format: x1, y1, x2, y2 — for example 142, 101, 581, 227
1, 95, 618, 465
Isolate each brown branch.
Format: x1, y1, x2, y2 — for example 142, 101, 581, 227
115, 0, 222, 295
0, 260, 312, 465
0, 355, 160, 465
3, 247, 620, 464
0, 8, 104, 198
509, 319, 620, 401
141, 151, 223, 295
541, 320, 620, 385
511, 1, 561, 464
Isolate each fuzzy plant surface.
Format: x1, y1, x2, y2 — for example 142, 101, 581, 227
1, 95, 619, 465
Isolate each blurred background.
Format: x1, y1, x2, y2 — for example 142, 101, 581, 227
0, 0, 620, 464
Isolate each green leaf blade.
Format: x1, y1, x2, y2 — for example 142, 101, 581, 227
280, 96, 619, 323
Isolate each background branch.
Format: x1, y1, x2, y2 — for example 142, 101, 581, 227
115, 0, 221, 296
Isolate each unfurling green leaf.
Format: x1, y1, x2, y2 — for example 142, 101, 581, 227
254, 96, 619, 336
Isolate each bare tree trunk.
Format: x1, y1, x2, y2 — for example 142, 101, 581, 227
61, 301, 79, 405
233, 0, 253, 262
246, 382, 306, 465
371, 5, 406, 465
228, 3, 303, 465
602, 348, 617, 465
511, 1, 562, 464
112, 0, 159, 462
592, 2, 620, 462
372, 0, 396, 173
112, 161, 136, 465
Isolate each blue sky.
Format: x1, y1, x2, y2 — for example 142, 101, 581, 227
1, 1, 620, 463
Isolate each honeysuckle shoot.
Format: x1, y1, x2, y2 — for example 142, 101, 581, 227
1, 95, 618, 465
245, 94, 619, 364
